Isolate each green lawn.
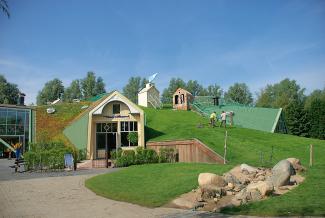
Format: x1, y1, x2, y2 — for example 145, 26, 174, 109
86, 163, 231, 207
86, 108, 325, 216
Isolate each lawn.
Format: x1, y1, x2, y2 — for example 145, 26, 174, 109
86, 108, 325, 216
85, 163, 232, 207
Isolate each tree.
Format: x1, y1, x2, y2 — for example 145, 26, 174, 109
95, 77, 106, 95
308, 98, 325, 140
0, 74, 20, 104
81, 72, 96, 98
304, 88, 325, 110
256, 78, 305, 109
141, 78, 149, 89
206, 84, 222, 97
123, 77, 142, 103
64, 80, 82, 102
161, 78, 186, 104
285, 100, 310, 137
37, 78, 64, 105
0, 0, 10, 18
224, 83, 253, 105
186, 80, 205, 96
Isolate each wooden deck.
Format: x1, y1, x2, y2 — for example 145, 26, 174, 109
146, 139, 225, 164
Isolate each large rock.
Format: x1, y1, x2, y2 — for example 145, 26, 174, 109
198, 173, 226, 187
172, 198, 196, 209
246, 181, 273, 196
200, 185, 225, 200
271, 160, 295, 187
240, 164, 258, 174
223, 172, 241, 185
286, 158, 304, 172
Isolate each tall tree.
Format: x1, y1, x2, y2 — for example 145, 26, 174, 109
256, 78, 305, 109
161, 78, 186, 104
304, 88, 325, 110
206, 84, 222, 97
64, 80, 82, 102
0, 74, 20, 104
123, 77, 142, 103
309, 98, 325, 140
285, 100, 310, 137
186, 80, 205, 96
81, 72, 96, 98
224, 83, 253, 105
141, 78, 149, 89
37, 78, 64, 105
95, 76, 106, 95
0, 0, 9, 18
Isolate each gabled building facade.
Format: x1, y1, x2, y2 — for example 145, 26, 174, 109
64, 91, 145, 160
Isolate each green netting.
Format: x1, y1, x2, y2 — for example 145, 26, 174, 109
192, 97, 284, 133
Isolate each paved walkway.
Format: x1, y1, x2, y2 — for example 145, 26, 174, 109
0, 159, 202, 218
0, 159, 312, 218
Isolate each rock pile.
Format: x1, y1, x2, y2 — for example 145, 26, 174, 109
169, 158, 305, 212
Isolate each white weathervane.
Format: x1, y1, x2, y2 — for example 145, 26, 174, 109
148, 73, 158, 83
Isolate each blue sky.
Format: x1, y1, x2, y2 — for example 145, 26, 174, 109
0, 0, 324, 104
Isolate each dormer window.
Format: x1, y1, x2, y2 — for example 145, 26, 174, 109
113, 104, 120, 114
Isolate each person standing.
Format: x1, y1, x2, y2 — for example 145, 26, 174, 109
210, 111, 217, 127
220, 111, 227, 128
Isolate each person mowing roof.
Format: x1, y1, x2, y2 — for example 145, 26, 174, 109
210, 111, 217, 127
220, 111, 227, 128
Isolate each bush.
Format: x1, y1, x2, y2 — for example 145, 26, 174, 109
24, 141, 74, 170
110, 148, 122, 160
127, 132, 138, 145
115, 150, 135, 167
114, 147, 159, 167
159, 148, 177, 163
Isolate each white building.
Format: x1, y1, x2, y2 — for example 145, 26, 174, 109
138, 83, 161, 109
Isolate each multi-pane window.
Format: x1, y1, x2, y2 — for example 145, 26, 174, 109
120, 121, 138, 147
96, 123, 117, 133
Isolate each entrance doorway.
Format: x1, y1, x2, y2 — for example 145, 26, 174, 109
96, 123, 117, 159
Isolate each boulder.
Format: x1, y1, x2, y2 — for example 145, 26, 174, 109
271, 160, 295, 187
240, 163, 258, 174
246, 181, 273, 196
290, 174, 305, 185
200, 185, 225, 200
223, 172, 241, 185
250, 189, 262, 201
198, 173, 226, 187
286, 158, 305, 172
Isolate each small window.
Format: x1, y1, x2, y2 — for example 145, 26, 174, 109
113, 104, 120, 114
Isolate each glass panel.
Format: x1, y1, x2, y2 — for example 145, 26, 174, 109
130, 133, 138, 147
7, 125, 15, 135
113, 104, 120, 114
16, 125, 24, 135
130, 122, 134, 131
0, 125, 6, 135
124, 122, 129, 131
25, 112, 29, 128
121, 132, 129, 147
96, 133, 106, 149
7, 110, 16, 125
96, 123, 102, 132
0, 110, 7, 124
17, 111, 25, 126
121, 122, 125, 132
134, 122, 138, 131
112, 123, 117, 132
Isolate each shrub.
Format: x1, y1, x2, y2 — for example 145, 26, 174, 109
159, 148, 177, 163
143, 149, 159, 164
110, 148, 122, 160
24, 141, 73, 171
115, 150, 136, 167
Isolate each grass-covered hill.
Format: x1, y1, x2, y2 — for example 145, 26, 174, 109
87, 107, 325, 216
35, 102, 89, 144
